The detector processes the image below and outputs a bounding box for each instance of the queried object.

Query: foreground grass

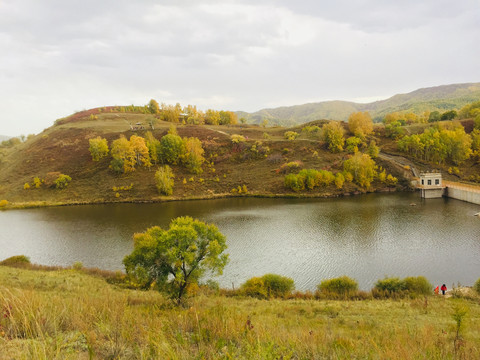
[1,266,479,359]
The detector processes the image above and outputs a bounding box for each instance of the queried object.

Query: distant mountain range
[237,82,480,125]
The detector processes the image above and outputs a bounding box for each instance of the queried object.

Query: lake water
[1,193,479,290]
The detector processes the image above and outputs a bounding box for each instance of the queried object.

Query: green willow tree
[123,216,229,304]
[159,133,185,164]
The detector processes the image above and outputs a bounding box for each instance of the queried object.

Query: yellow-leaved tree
[343,152,376,188]
[322,121,345,153]
[205,109,221,125]
[348,112,373,139]
[182,137,205,174]
[130,135,151,168]
[155,165,175,195]
[110,136,136,173]
[145,131,160,165]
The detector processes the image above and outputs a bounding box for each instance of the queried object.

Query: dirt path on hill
[378,152,419,177]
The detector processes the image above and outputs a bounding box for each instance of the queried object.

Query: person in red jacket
[441,284,447,295]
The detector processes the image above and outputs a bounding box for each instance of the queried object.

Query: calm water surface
[1,193,479,290]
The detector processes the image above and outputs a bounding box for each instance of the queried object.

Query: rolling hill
[238,82,480,125]
[1,82,480,207]
[0,110,410,206]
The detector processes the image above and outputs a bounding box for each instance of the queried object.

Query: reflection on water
[1,193,479,290]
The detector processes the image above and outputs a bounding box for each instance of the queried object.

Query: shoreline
[0,187,403,210]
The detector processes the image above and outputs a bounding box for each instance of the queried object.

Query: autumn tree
[367,140,379,158]
[123,216,229,304]
[148,99,160,114]
[110,135,136,173]
[384,112,406,125]
[155,165,174,195]
[130,135,151,167]
[145,131,160,165]
[471,129,480,159]
[205,109,221,125]
[345,136,363,153]
[334,172,345,189]
[322,121,345,153]
[475,115,480,130]
[184,105,205,125]
[161,103,181,123]
[442,126,472,164]
[219,110,238,125]
[348,111,373,139]
[182,137,205,174]
[459,101,480,119]
[343,152,376,188]
[89,137,109,161]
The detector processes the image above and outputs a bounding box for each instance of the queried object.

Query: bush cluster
[241,274,295,299]
[0,255,31,267]
[277,161,303,174]
[284,131,299,141]
[317,276,358,297]
[284,169,335,191]
[474,278,480,295]
[237,275,442,301]
[373,276,432,297]
[55,174,72,189]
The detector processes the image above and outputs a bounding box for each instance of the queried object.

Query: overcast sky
[1,0,479,136]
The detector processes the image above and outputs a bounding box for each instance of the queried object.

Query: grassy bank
[0,186,402,211]
[1,266,479,359]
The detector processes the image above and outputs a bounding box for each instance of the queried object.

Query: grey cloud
[0,0,479,136]
[248,0,480,32]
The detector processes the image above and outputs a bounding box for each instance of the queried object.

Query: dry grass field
[1,265,479,359]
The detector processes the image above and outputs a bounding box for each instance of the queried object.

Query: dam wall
[444,183,480,205]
